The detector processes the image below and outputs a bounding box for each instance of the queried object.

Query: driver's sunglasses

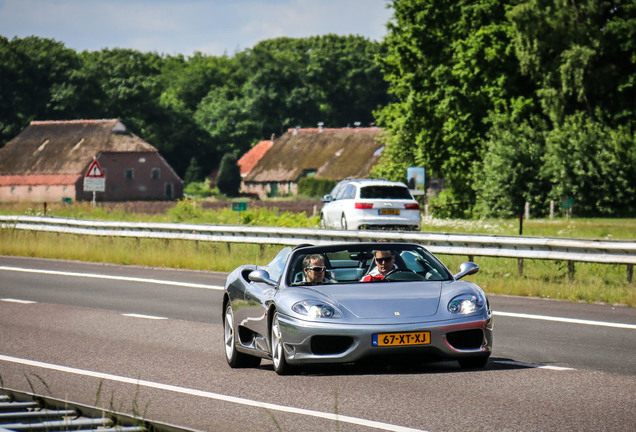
[305,266,326,272]
[375,256,394,264]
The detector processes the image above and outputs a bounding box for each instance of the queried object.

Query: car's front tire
[271,311,293,375]
[320,214,326,229]
[224,304,261,368]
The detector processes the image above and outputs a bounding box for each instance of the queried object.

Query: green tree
[0,36,82,146]
[379,0,636,217]
[216,153,242,196]
[542,114,636,216]
[474,114,549,218]
[375,0,526,205]
[507,0,636,126]
[183,157,203,184]
[194,35,389,158]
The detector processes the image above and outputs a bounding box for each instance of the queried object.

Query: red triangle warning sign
[85,158,105,178]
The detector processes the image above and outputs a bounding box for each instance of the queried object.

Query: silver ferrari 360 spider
[222,242,493,374]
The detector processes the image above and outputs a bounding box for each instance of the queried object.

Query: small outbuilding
[0,119,183,202]
[242,127,385,198]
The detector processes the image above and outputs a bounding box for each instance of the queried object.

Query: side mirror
[321,194,334,203]
[453,262,479,280]
[248,269,278,287]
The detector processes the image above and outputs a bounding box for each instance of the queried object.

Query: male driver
[302,254,328,284]
[361,250,397,282]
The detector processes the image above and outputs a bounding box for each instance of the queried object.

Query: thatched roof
[0,119,157,175]
[244,127,385,183]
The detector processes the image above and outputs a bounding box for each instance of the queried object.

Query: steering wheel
[383,268,399,278]
[384,268,422,281]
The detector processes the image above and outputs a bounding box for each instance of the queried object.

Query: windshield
[286,244,452,286]
[360,185,413,199]
[267,246,292,282]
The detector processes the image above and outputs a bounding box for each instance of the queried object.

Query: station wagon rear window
[360,186,412,199]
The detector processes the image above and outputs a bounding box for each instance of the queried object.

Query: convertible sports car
[222,242,493,375]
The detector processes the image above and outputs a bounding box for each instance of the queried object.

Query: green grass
[1,201,635,306]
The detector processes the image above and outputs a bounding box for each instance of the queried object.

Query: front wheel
[271,311,293,375]
[224,304,261,368]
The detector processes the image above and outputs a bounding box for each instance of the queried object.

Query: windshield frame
[284,243,453,286]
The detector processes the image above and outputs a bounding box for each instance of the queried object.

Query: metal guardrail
[0,388,201,432]
[2,215,636,267]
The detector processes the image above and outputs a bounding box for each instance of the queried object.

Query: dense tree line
[376,0,636,217]
[0,34,389,179]
[2,0,635,218]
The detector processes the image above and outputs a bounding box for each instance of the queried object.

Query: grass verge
[1,201,635,306]
[1,228,634,307]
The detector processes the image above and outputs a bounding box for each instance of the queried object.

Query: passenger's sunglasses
[375,257,394,264]
[305,266,326,272]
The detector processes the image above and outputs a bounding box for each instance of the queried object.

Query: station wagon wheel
[341,214,348,230]
[271,311,292,375]
[224,304,261,368]
[320,214,326,229]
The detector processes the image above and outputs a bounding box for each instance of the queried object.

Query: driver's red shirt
[361,274,385,282]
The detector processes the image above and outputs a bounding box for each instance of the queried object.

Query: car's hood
[319,282,442,319]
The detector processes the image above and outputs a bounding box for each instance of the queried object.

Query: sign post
[561,198,574,220]
[232,201,247,224]
[83,157,106,206]
[406,167,425,196]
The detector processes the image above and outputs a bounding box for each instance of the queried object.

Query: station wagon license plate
[372,331,430,346]
[379,209,400,215]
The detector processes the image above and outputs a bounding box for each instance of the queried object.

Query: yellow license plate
[379,209,400,215]
[373,331,430,346]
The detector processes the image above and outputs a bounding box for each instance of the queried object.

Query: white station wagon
[320,179,421,231]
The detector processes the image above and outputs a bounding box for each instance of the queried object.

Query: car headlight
[448,294,485,314]
[292,300,342,319]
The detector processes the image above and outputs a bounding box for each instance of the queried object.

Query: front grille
[310,336,354,355]
[446,329,484,350]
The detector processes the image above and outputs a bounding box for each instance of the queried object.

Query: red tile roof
[0,175,81,186]
[238,140,274,176]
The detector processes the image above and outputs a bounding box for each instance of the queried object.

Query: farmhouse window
[125,169,134,179]
[152,168,160,179]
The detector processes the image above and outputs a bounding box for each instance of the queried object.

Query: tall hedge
[297,177,336,198]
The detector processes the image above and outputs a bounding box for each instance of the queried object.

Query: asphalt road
[1,255,635,432]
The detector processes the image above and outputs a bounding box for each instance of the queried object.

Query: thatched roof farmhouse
[0,119,183,202]
[243,126,385,198]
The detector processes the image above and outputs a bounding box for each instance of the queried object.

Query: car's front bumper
[276,312,493,365]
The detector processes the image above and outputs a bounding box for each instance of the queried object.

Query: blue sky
[0,0,393,56]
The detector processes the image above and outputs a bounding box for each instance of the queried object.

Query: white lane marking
[494,360,575,371]
[4,265,634,330]
[493,311,636,330]
[0,355,428,432]
[0,266,223,291]
[122,313,168,320]
[1,298,37,304]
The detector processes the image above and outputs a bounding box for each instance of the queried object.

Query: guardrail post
[568,261,575,282]
[628,265,633,284]
[517,258,524,277]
